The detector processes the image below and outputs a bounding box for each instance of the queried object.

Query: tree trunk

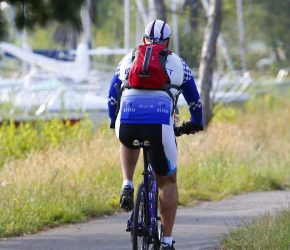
[199,0,222,128]
[282,41,290,60]
[183,0,202,30]
[155,0,167,21]
[53,24,80,49]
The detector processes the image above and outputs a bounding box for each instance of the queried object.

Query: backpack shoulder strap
[163,84,182,115]
[131,48,137,62]
[125,48,137,81]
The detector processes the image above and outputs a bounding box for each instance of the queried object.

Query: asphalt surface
[0,191,289,250]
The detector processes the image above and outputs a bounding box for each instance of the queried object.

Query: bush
[0,118,93,168]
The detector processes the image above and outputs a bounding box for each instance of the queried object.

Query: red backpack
[128,43,171,89]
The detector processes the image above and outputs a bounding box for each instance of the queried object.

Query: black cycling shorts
[117,123,177,176]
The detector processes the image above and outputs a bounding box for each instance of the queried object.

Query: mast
[148,0,156,21]
[171,0,179,54]
[236,0,247,72]
[135,0,148,25]
[80,0,92,48]
[124,0,130,49]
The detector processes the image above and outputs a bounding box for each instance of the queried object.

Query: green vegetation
[0,123,121,237]
[177,91,290,203]
[2,0,84,32]
[222,210,290,250]
[218,91,290,250]
[1,1,290,69]
[0,118,93,168]
[0,90,289,238]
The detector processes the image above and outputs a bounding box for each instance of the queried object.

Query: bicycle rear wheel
[132,183,149,250]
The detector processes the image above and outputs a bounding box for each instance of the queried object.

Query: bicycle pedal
[126,228,131,232]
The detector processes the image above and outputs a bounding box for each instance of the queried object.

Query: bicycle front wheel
[132,183,149,250]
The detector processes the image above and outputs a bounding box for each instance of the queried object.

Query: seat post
[143,147,149,173]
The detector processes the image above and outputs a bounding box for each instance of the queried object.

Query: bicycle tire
[132,183,149,250]
[151,187,161,250]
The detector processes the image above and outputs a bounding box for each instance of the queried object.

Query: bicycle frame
[126,144,160,247]
[143,147,159,236]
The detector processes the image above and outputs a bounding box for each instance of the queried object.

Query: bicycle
[125,139,161,250]
[125,121,198,250]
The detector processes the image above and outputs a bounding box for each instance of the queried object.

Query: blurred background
[0,2,290,243]
[0,0,289,124]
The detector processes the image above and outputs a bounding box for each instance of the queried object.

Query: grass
[216,90,290,250]
[0,118,93,168]
[221,210,290,250]
[0,90,289,238]
[0,126,122,237]
[177,91,290,203]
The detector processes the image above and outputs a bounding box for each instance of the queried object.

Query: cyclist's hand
[174,125,183,137]
[183,121,203,134]
[174,121,203,136]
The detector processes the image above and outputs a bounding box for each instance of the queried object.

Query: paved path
[0,191,289,250]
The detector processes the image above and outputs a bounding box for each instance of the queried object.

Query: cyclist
[108,19,203,250]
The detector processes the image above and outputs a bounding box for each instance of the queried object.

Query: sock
[162,236,173,246]
[122,180,134,189]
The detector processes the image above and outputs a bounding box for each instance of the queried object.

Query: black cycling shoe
[160,243,175,250]
[120,185,134,212]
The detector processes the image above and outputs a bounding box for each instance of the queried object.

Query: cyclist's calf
[155,173,178,237]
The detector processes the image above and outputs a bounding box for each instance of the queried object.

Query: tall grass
[0,126,122,237]
[177,108,290,203]
[0,118,93,168]
[219,91,290,250]
[0,91,289,237]
[222,210,290,250]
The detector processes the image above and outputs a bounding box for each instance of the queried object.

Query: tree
[155,0,167,21]
[183,0,202,30]
[0,9,8,39]
[52,24,80,49]
[254,0,290,62]
[199,0,222,127]
[0,0,85,40]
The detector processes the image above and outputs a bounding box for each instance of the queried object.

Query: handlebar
[174,121,203,137]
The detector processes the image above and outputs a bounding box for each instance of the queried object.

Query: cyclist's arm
[180,61,203,130]
[108,53,133,128]
[108,68,122,128]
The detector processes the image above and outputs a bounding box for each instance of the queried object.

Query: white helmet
[144,20,171,43]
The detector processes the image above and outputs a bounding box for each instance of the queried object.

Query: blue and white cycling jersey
[119,89,172,125]
[108,51,203,127]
